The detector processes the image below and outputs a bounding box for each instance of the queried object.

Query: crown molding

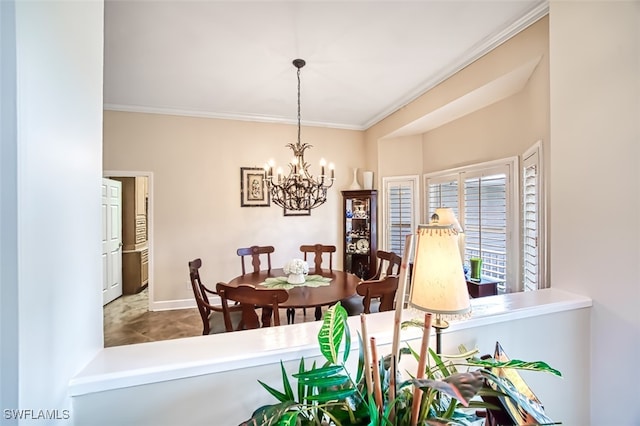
[103,104,365,131]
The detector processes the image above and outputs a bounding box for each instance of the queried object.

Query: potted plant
[240,303,561,426]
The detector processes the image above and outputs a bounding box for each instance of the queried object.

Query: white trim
[150,294,221,311]
[103,104,363,131]
[424,156,519,179]
[103,170,155,312]
[150,298,196,311]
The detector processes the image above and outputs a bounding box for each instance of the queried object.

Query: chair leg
[286,308,295,324]
[262,307,273,327]
[314,306,322,321]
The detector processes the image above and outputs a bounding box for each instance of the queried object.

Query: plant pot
[287,273,306,284]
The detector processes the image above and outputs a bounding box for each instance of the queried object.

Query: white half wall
[70,290,591,426]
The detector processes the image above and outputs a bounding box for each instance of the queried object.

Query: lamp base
[433,315,450,354]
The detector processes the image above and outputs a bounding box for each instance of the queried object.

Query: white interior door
[102,178,123,305]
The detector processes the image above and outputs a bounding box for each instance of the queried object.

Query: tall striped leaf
[317,302,348,365]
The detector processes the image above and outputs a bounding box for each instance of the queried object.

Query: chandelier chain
[297,66,301,146]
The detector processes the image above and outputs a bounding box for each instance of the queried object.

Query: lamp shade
[433,207,462,232]
[409,224,470,315]
[434,207,465,263]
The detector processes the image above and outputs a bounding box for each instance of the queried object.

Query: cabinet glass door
[343,190,377,279]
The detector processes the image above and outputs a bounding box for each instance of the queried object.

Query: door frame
[103,170,154,312]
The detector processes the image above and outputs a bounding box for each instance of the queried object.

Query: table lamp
[408,223,470,353]
[433,207,465,264]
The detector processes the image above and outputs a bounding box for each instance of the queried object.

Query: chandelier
[264,59,335,211]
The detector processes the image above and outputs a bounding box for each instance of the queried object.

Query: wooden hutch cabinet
[342,190,377,279]
[112,176,149,294]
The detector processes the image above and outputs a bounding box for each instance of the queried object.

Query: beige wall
[369,16,549,182]
[421,16,549,173]
[103,111,364,302]
[377,135,424,177]
[549,1,639,423]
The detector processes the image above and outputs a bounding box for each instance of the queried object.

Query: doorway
[103,171,154,316]
[102,178,123,305]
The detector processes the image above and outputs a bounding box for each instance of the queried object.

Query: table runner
[261,275,331,290]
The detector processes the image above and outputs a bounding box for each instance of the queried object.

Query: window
[426,175,458,221]
[425,158,519,292]
[522,141,545,290]
[382,176,419,258]
[463,169,508,284]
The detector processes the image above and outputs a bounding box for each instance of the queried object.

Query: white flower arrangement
[283,258,309,275]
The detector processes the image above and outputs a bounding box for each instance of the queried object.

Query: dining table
[227,268,361,323]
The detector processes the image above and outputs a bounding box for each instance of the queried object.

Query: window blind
[427,180,459,220]
[523,160,539,291]
[385,180,415,257]
[464,173,507,283]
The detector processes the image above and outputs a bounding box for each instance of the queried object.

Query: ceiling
[103,0,548,131]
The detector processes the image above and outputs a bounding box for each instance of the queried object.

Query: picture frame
[283,206,311,216]
[240,167,270,207]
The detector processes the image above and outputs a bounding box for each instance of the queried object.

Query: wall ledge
[69,288,591,397]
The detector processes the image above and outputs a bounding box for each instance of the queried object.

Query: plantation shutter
[463,169,507,283]
[427,176,459,221]
[522,149,540,291]
[384,178,417,257]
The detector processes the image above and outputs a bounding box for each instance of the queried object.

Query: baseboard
[149,295,221,311]
[149,298,194,311]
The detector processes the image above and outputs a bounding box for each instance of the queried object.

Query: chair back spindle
[237,245,275,274]
[300,244,336,274]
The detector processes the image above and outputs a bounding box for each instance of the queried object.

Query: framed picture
[240,167,270,207]
[283,206,311,216]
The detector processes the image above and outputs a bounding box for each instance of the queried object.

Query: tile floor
[103,288,202,347]
[103,288,317,347]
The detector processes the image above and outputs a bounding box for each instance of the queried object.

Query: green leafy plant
[240,303,561,426]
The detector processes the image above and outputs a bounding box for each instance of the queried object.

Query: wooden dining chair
[216,283,289,331]
[188,258,242,334]
[236,245,275,274]
[299,244,336,274]
[342,274,400,316]
[340,250,402,316]
[368,250,402,280]
[288,244,337,323]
